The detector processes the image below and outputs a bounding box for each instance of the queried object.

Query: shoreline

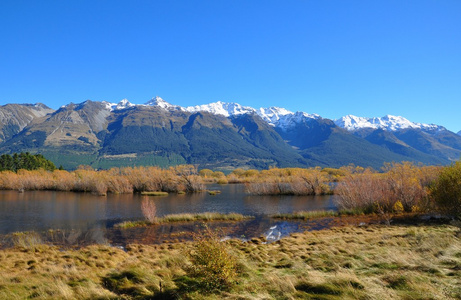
[1,212,454,250]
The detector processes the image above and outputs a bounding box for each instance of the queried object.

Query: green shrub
[187,225,238,292]
[430,161,461,218]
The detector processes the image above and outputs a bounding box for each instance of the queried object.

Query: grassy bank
[0,223,459,299]
[272,210,338,220]
[115,212,253,228]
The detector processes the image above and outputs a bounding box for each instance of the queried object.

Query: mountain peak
[185,101,256,117]
[256,107,320,129]
[102,99,135,111]
[335,114,444,132]
[145,96,180,110]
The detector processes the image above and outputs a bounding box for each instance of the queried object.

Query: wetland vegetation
[0,160,460,299]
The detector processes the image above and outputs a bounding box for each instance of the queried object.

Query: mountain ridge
[102,97,452,134]
[0,97,459,170]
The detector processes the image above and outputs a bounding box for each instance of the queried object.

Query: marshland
[0,161,460,299]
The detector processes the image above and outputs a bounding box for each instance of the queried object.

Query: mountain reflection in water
[0,184,337,247]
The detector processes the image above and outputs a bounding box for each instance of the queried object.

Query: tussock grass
[115,212,254,228]
[0,224,459,299]
[159,212,250,222]
[140,191,169,196]
[272,210,338,220]
[10,231,44,250]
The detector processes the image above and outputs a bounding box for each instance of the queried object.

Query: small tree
[430,161,461,219]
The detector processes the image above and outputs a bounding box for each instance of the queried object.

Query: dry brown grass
[0,223,459,299]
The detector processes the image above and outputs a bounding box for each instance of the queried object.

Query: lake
[0,184,338,247]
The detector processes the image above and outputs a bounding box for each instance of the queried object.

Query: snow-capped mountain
[2,96,461,170]
[103,99,136,111]
[184,101,255,117]
[184,101,320,129]
[334,115,444,132]
[458,130,461,136]
[101,96,447,134]
[100,96,447,135]
[145,96,182,110]
[102,96,180,111]
[102,96,321,130]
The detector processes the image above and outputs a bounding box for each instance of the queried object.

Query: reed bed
[243,167,332,196]
[0,165,205,195]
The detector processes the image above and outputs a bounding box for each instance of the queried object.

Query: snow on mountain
[145,96,182,110]
[99,96,445,133]
[257,107,320,129]
[100,97,318,129]
[335,115,444,132]
[102,99,136,111]
[102,96,181,111]
[184,101,319,129]
[184,101,256,117]
[458,130,461,136]
[257,107,292,125]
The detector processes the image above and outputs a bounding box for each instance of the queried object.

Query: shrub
[199,169,213,178]
[141,198,157,223]
[188,225,238,292]
[244,167,331,196]
[336,162,437,215]
[335,170,389,213]
[217,178,228,184]
[383,162,430,212]
[430,161,461,218]
[174,165,205,192]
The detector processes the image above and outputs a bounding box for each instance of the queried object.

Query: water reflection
[0,185,338,246]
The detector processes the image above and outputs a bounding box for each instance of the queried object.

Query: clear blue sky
[1,0,460,132]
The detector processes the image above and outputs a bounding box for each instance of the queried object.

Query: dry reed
[0,165,205,195]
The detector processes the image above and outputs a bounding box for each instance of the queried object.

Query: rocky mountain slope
[0,97,459,170]
[0,103,54,144]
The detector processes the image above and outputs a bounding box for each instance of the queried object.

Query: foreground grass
[0,224,459,299]
[115,212,253,228]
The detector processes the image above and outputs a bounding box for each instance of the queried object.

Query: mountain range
[0,97,460,171]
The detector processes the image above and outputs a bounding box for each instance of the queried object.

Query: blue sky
[1,0,460,132]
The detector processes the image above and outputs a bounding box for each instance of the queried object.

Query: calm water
[0,184,337,246]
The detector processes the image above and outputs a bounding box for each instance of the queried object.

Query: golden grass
[272,210,338,220]
[0,223,459,299]
[159,212,251,222]
[140,191,169,196]
[115,212,254,228]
